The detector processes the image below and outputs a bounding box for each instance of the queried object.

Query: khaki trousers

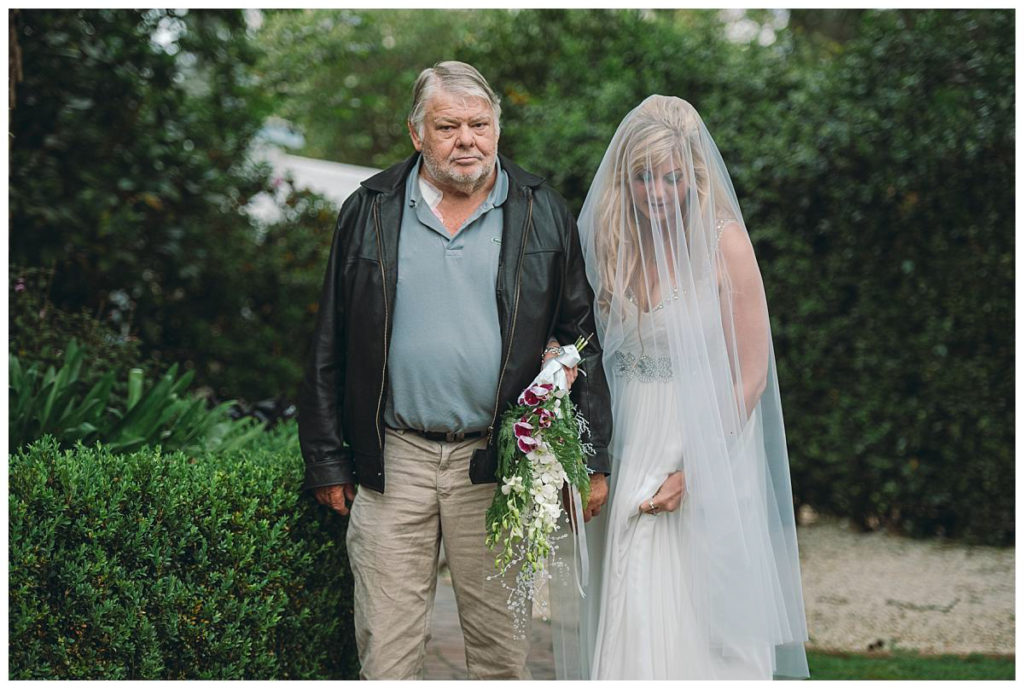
[346,428,531,680]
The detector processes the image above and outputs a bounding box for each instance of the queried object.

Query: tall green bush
[742,10,1014,543]
[10,266,150,407]
[9,428,358,679]
[9,10,338,402]
[10,266,143,370]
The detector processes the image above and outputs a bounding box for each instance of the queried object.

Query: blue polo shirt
[384,157,509,433]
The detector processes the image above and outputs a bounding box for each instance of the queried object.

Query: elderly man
[297,61,611,680]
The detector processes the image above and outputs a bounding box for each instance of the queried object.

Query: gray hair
[408,61,502,139]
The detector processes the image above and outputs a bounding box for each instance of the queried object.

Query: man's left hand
[583,473,608,522]
[562,473,609,530]
[542,340,579,387]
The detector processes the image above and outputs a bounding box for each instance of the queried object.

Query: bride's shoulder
[715,218,759,269]
[714,217,743,244]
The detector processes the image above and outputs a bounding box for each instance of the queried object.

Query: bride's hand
[639,471,686,515]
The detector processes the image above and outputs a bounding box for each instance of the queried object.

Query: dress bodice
[609,288,680,384]
[606,218,730,386]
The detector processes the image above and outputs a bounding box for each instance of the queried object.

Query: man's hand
[638,471,686,515]
[542,339,579,387]
[583,473,608,522]
[562,473,608,531]
[314,483,357,516]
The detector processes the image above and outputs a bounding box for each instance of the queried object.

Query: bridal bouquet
[485,335,594,582]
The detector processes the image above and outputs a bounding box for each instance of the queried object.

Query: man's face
[409,89,498,194]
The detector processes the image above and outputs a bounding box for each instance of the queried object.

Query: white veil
[571,95,808,679]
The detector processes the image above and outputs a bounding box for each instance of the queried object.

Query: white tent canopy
[247,144,380,224]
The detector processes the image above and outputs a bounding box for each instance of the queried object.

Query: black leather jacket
[297,153,612,493]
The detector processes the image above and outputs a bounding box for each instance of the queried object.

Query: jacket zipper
[487,191,534,441]
[373,195,388,451]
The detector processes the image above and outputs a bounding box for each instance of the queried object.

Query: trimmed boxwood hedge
[9,424,358,679]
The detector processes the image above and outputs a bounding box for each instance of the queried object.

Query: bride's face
[630,158,687,223]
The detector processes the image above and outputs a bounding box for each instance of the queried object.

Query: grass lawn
[807,650,1015,680]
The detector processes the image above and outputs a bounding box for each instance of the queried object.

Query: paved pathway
[423,517,1014,679]
[422,576,473,680]
[423,568,555,680]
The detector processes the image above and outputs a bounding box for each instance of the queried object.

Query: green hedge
[9,425,358,679]
[743,10,1014,543]
[9,10,340,403]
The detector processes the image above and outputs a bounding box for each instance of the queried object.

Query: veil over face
[566,95,808,679]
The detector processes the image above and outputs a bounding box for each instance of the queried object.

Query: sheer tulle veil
[557,95,808,679]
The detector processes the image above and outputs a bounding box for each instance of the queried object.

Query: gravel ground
[432,513,1014,676]
[797,515,1014,655]
[426,517,1014,678]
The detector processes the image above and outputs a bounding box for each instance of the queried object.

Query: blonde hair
[594,96,729,313]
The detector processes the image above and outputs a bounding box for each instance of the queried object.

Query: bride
[559,95,809,680]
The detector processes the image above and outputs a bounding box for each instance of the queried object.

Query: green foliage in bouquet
[9,428,359,679]
[486,387,592,575]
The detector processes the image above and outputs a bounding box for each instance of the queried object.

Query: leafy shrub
[9,428,358,679]
[742,10,1014,544]
[10,266,150,406]
[9,10,339,402]
[9,340,264,454]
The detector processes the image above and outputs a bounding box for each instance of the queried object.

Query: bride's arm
[718,222,771,419]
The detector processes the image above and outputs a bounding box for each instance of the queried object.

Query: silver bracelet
[542,345,563,361]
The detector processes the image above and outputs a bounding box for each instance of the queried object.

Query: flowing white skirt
[587,378,773,680]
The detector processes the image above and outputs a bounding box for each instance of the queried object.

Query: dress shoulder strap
[714,217,728,251]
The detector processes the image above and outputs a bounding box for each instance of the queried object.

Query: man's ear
[408,121,423,152]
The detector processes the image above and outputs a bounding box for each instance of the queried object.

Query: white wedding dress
[557,95,808,681]
[586,294,773,680]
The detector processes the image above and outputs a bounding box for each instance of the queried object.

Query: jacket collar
[361,152,545,194]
